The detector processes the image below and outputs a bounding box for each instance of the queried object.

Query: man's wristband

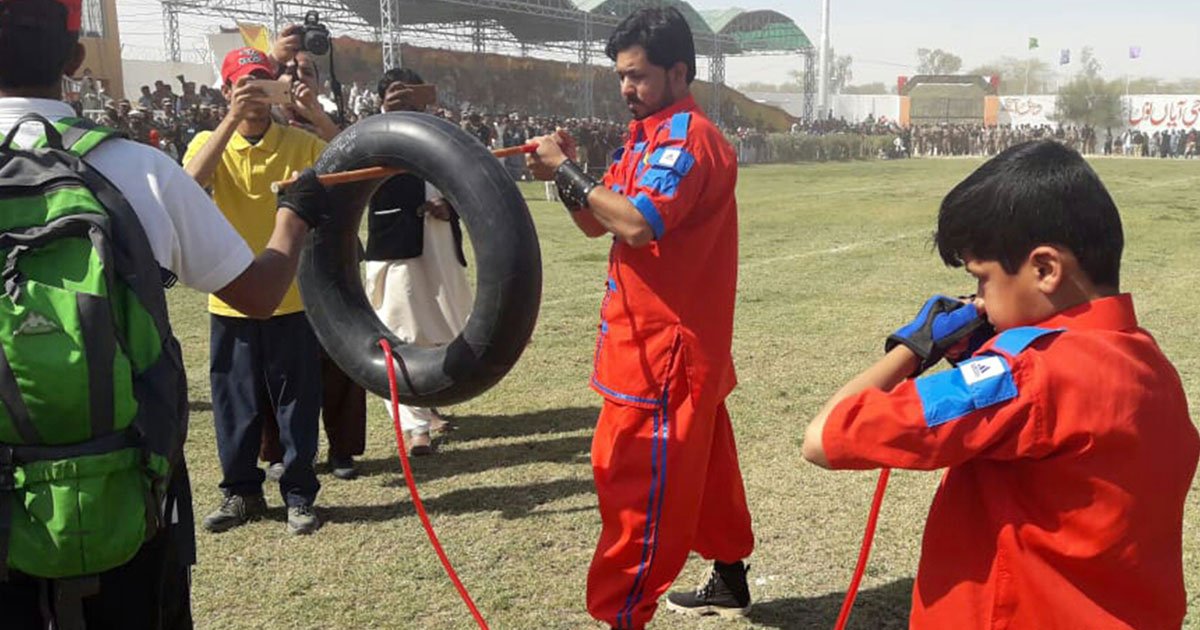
[554,159,599,212]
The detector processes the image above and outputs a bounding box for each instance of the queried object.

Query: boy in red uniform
[802,140,1199,628]
[527,7,754,629]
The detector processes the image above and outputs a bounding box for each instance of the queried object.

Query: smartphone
[245,79,292,105]
[387,83,437,108]
[406,84,437,108]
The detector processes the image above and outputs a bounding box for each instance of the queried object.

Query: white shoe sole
[664,600,750,619]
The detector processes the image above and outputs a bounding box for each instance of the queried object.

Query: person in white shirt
[0,1,331,626]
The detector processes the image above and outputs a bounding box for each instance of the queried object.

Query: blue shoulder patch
[669,112,691,141]
[915,354,1019,427]
[611,146,626,163]
[992,327,1065,356]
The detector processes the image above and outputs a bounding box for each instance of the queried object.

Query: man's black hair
[377,67,424,99]
[0,0,79,90]
[605,7,696,84]
[935,140,1124,287]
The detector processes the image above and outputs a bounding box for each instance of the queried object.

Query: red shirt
[590,95,738,410]
[824,295,1198,629]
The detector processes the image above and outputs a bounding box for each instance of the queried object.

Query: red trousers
[587,372,754,629]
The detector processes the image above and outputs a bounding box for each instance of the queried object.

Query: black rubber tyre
[299,112,542,406]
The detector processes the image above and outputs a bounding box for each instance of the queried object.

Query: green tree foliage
[917,48,963,75]
[968,57,1053,94]
[1054,76,1123,127]
[841,82,892,95]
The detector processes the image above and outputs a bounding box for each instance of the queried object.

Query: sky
[116,0,1200,88]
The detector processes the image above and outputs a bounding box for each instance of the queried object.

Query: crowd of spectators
[66,76,630,177]
[65,78,1200,167]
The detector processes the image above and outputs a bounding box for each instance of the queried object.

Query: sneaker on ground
[329,455,357,480]
[664,560,751,618]
[265,461,285,482]
[287,504,321,535]
[202,494,267,533]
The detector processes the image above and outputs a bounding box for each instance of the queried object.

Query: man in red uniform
[802,140,1199,628]
[527,7,754,629]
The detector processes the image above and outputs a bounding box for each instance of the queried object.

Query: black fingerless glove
[278,168,332,228]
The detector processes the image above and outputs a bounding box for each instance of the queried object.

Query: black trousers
[0,525,193,630]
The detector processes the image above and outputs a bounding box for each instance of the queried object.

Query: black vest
[365,174,465,265]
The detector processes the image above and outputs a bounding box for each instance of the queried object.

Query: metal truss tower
[164,2,181,62]
[380,0,401,69]
[709,36,725,126]
[803,48,817,123]
[578,13,594,119]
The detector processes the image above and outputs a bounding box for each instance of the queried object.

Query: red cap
[0,0,82,32]
[220,47,276,85]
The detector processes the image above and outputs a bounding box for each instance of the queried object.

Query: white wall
[121,60,216,99]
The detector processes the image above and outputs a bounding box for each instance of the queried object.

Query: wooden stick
[271,143,539,193]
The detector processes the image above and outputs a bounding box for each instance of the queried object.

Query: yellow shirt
[184,123,326,317]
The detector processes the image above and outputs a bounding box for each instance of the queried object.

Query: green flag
[1028,37,1039,50]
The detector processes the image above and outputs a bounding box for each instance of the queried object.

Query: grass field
[173,157,1200,629]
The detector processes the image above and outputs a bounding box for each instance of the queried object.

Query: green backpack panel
[0,114,187,579]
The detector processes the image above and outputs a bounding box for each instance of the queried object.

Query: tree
[831,52,853,93]
[917,48,963,75]
[1054,76,1123,128]
[1078,46,1102,80]
[969,57,1053,94]
[841,82,891,95]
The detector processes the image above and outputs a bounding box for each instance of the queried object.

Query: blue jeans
[209,313,321,508]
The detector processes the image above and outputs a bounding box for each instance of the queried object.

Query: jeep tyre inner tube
[299,112,542,406]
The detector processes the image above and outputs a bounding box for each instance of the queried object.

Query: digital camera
[301,11,331,56]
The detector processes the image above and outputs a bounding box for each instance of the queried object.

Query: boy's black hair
[605,7,696,84]
[935,140,1123,287]
[0,0,79,90]
[377,67,424,99]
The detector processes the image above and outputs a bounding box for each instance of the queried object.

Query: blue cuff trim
[916,355,1019,427]
[992,327,1065,356]
[591,375,662,406]
[630,193,665,240]
[669,112,691,141]
[612,183,624,194]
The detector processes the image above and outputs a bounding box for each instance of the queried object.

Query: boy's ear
[1028,245,1065,294]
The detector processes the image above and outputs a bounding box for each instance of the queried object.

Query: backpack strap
[1,113,65,152]
[31,117,125,158]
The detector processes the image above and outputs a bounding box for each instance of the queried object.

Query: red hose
[834,468,891,630]
[379,339,490,630]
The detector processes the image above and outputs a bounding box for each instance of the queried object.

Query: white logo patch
[960,356,1006,386]
[14,312,61,336]
[658,148,682,168]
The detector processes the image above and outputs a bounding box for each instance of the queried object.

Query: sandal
[408,431,434,456]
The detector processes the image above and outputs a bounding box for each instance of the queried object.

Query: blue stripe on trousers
[616,386,671,628]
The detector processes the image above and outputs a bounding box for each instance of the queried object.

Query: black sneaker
[202,494,267,533]
[664,560,751,618]
[329,455,357,480]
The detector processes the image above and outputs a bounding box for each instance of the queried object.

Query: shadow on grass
[322,477,595,522]
[356,406,599,482]
[438,405,599,442]
[749,577,913,629]
[189,400,212,413]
